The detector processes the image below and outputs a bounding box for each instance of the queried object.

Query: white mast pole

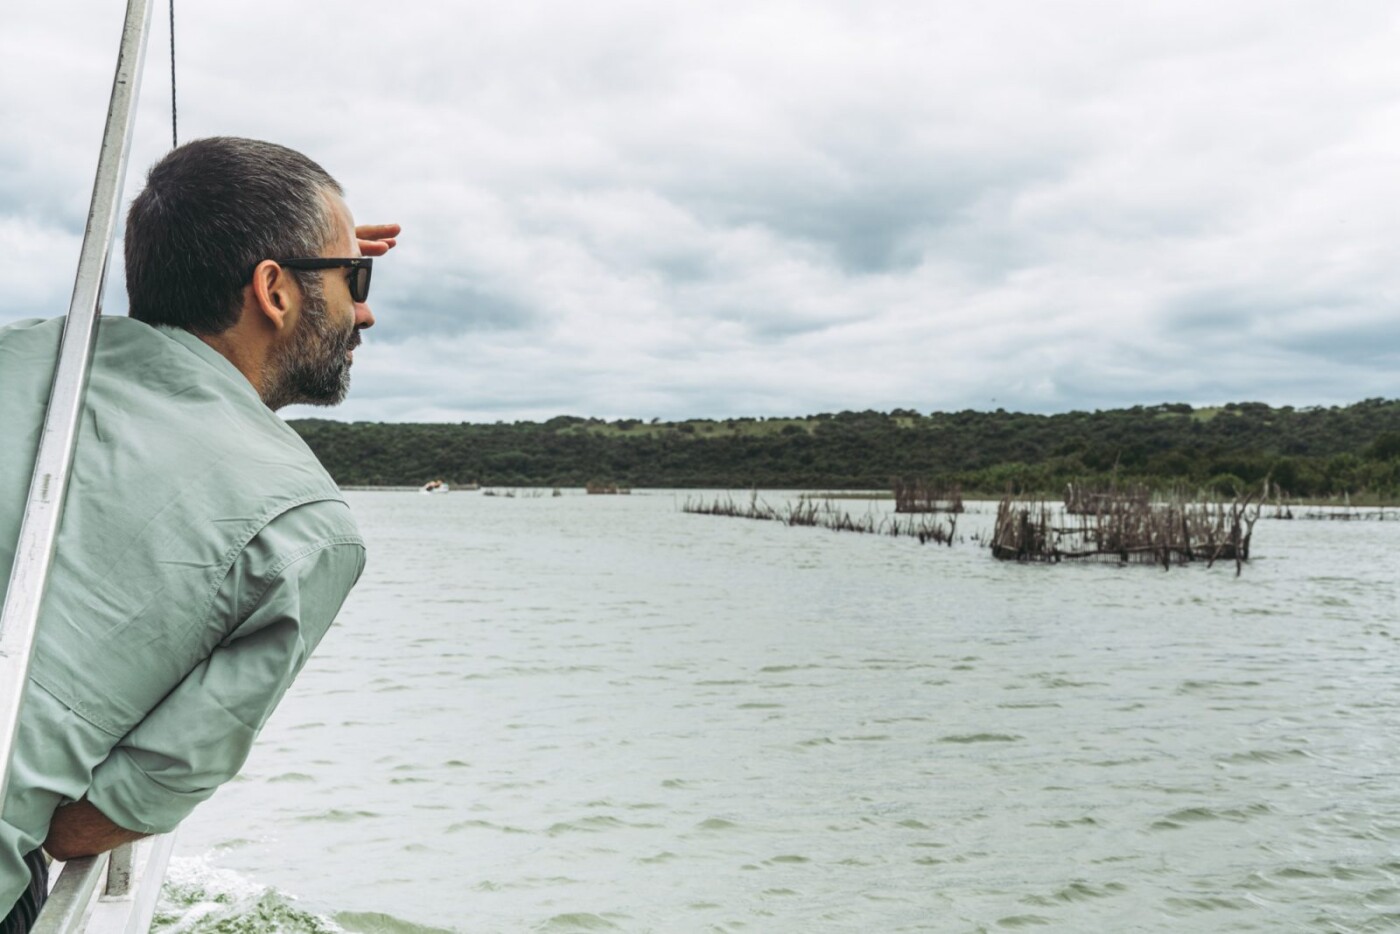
[0,0,154,807]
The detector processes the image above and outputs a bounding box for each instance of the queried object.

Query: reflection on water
[164,492,1400,932]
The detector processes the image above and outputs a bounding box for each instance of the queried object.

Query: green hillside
[291,399,1400,499]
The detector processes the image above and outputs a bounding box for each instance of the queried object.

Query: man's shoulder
[0,316,66,358]
[0,315,63,334]
[0,314,156,344]
[260,497,365,553]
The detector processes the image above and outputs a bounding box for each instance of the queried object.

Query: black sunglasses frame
[274,257,373,303]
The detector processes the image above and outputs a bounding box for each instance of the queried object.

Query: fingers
[355,223,402,256]
[357,237,397,256]
[355,223,402,240]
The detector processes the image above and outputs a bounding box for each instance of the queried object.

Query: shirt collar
[156,325,264,405]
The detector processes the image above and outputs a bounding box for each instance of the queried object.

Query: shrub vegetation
[291,398,1400,500]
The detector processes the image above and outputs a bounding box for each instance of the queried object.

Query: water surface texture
[158,492,1400,932]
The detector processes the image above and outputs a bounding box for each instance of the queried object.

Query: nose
[354,301,375,331]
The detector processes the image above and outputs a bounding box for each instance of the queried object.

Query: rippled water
[155,492,1400,932]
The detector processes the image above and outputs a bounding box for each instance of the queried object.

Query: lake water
[153,491,1400,933]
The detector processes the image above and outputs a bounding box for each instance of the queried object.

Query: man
[0,137,397,930]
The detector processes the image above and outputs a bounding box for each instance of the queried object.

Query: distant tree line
[291,399,1400,500]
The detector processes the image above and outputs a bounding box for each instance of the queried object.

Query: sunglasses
[275,257,373,303]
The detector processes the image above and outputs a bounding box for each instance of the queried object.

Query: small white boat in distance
[421,480,450,494]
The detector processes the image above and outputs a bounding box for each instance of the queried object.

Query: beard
[263,282,359,410]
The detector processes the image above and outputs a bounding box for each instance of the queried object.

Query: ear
[249,259,301,331]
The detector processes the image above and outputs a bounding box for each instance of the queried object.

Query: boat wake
[153,857,451,934]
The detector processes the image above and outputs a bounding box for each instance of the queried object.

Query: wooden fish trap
[1298,507,1395,521]
[891,478,965,513]
[684,494,958,545]
[992,495,1260,575]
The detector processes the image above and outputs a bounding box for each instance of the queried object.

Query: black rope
[169,0,178,148]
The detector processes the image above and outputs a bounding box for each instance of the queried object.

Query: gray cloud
[5,0,1398,421]
[376,276,540,343]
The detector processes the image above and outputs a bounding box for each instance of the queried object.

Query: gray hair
[124,137,343,334]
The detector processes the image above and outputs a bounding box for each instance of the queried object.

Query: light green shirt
[0,317,365,915]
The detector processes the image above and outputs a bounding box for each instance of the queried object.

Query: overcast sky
[2,1,1396,422]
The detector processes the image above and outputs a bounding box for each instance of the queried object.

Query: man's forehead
[323,191,356,254]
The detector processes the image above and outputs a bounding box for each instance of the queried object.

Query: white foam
[153,855,345,934]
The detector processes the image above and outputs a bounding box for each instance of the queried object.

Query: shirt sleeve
[84,501,365,834]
